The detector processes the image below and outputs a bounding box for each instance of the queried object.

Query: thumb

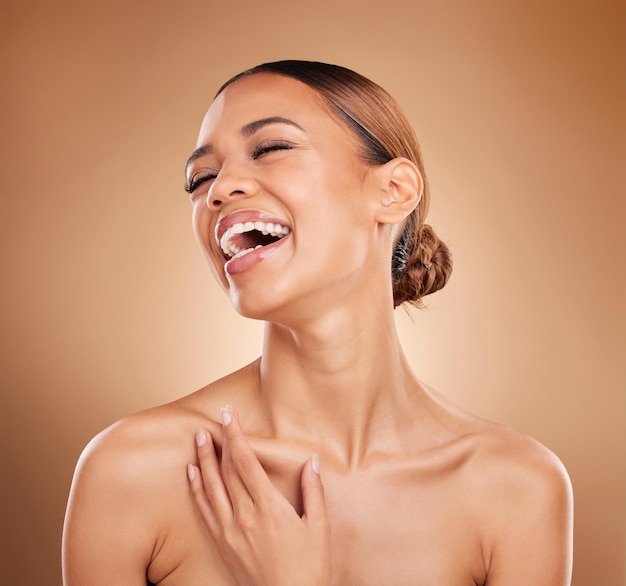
[301,455,328,525]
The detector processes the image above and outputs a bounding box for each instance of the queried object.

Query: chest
[154,469,486,585]
[324,472,485,585]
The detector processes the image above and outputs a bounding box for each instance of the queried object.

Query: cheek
[295,185,372,279]
[303,170,370,233]
[191,203,210,250]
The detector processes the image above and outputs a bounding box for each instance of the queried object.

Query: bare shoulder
[461,411,558,466]
[63,365,256,584]
[423,385,575,585]
[75,404,204,491]
[458,417,574,584]
[423,383,572,500]
[468,420,572,508]
[78,359,257,464]
[72,361,255,491]
[66,391,215,536]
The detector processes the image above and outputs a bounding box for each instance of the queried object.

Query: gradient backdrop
[2,0,624,584]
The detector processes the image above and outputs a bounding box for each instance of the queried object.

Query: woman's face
[186,73,386,322]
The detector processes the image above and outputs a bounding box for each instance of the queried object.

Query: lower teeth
[230,244,263,260]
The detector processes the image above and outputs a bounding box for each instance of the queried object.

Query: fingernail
[312,454,320,475]
[196,429,207,447]
[220,405,233,427]
[187,464,196,482]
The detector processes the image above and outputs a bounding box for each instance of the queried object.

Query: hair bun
[393,224,453,307]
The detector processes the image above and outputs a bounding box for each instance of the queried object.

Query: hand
[187,406,331,586]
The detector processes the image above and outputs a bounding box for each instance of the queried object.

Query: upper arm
[62,429,159,586]
[482,440,574,586]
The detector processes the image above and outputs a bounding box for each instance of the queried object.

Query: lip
[214,209,292,249]
[224,236,289,275]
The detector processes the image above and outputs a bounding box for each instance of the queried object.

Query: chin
[228,288,282,322]
[228,284,318,328]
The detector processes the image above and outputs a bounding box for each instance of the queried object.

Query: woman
[63,61,573,585]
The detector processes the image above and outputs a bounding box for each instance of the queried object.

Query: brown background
[1,0,624,584]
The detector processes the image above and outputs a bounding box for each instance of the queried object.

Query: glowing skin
[186,73,390,323]
[63,73,573,586]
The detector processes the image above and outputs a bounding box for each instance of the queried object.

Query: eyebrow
[185,116,305,170]
[241,116,304,137]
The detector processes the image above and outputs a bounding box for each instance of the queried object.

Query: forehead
[196,73,338,145]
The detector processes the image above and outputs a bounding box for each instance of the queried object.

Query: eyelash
[185,141,293,194]
[251,140,293,159]
[185,173,217,194]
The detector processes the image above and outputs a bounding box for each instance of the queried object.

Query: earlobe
[376,158,423,224]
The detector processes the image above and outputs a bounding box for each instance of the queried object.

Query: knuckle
[233,453,255,473]
[222,527,240,551]
[239,522,254,539]
[236,509,256,534]
[202,482,219,504]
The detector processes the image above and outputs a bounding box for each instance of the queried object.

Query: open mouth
[219,221,291,260]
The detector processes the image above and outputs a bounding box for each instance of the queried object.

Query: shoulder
[449,415,573,517]
[423,383,572,500]
[63,388,226,572]
[62,400,210,582]
[464,423,573,582]
[70,361,258,498]
[73,397,216,495]
[68,407,192,531]
[418,383,573,582]
[470,423,572,503]
[424,383,571,498]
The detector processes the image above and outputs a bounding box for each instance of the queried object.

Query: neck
[255,300,421,467]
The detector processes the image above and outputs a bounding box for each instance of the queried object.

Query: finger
[219,415,254,514]
[221,406,275,506]
[194,429,233,526]
[301,455,329,528]
[187,463,220,536]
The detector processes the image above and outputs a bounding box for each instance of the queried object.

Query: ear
[373,158,423,224]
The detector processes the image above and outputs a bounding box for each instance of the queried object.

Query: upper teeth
[219,221,290,259]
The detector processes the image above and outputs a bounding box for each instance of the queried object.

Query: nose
[207,162,259,209]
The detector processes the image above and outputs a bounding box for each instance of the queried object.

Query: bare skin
[63,73,573,585]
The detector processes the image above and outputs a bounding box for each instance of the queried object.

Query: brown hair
[217,60,452,307]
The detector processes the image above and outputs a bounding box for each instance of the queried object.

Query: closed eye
[252,140,293,160]
[185,172,218,194]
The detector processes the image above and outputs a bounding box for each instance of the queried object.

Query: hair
[217,60,453,308]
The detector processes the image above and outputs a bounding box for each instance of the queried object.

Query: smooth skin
[63,73,573,585]
[188,408,331,586]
